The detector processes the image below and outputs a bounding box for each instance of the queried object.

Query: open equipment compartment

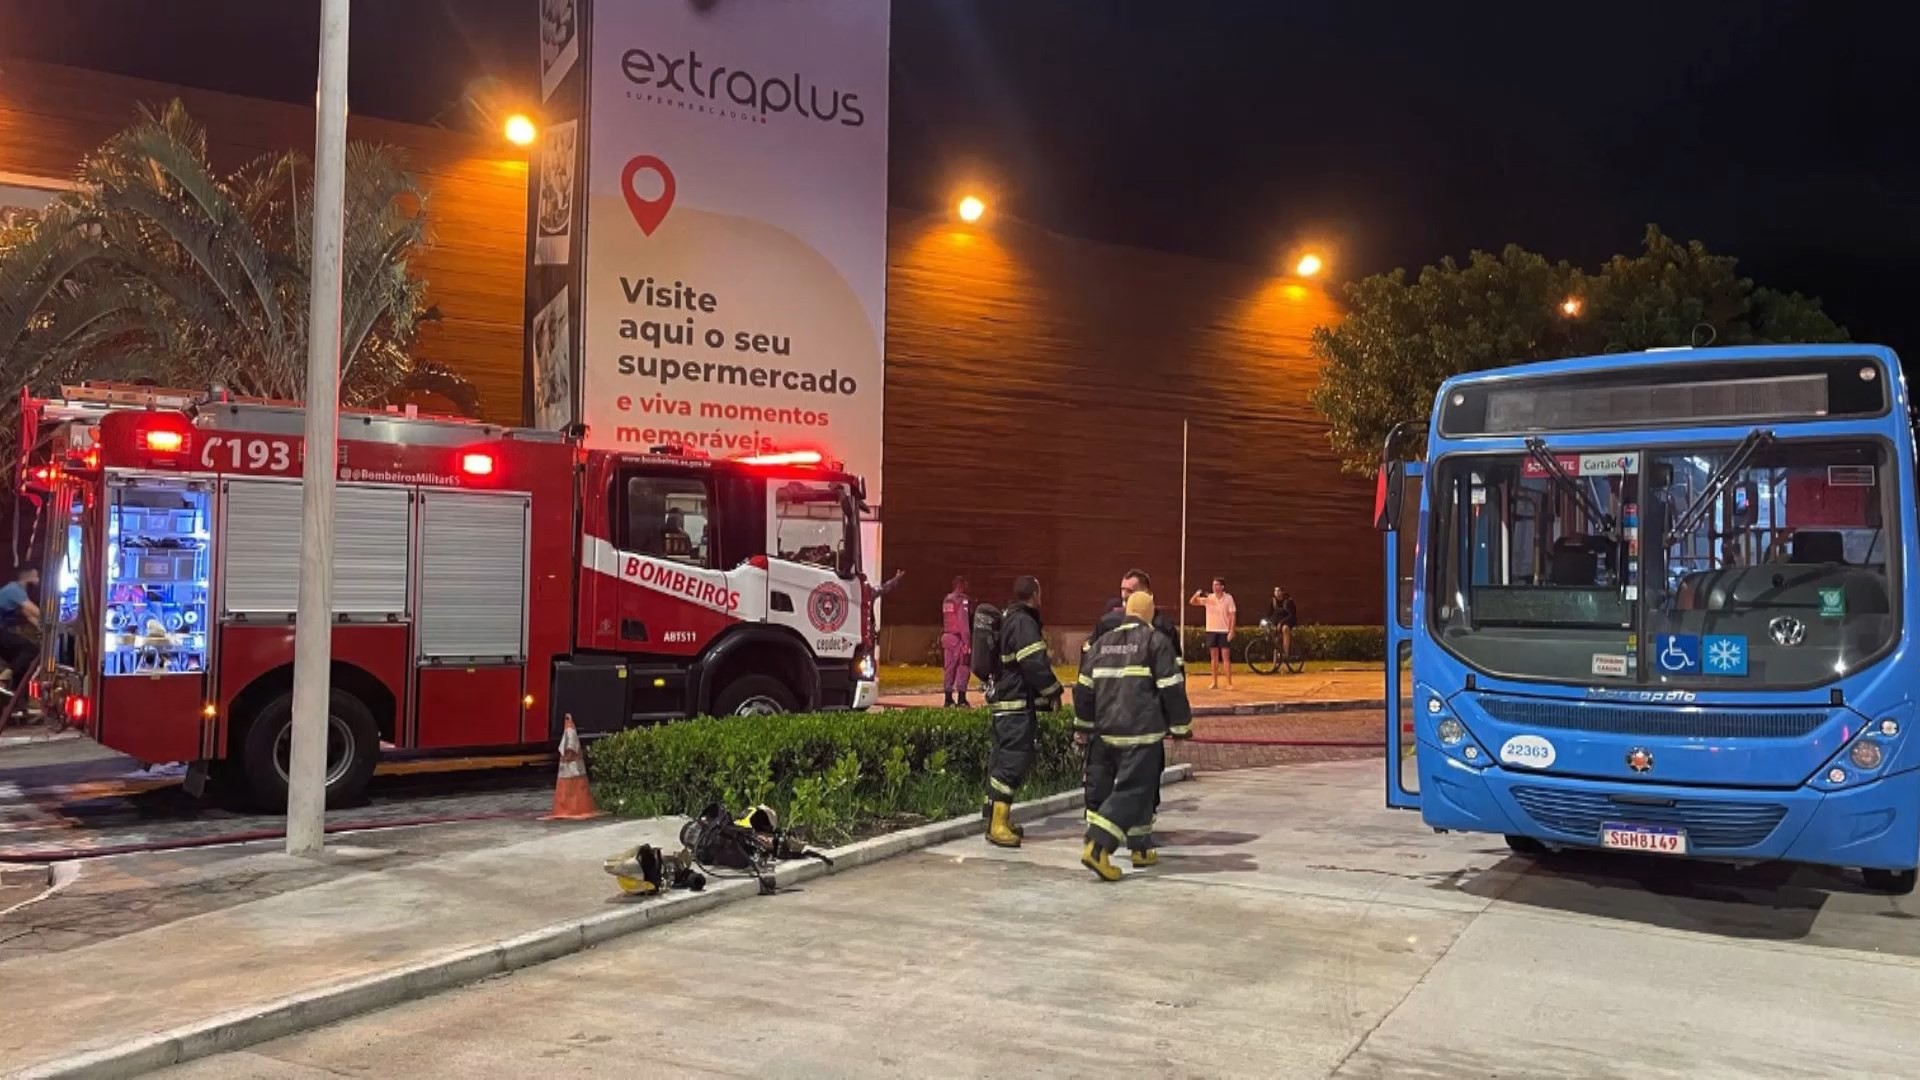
[103,475,210,676]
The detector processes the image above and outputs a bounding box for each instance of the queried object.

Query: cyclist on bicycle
[1266,586,1298,662]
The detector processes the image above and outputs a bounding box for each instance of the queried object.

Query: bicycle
[1244,619,1304,675]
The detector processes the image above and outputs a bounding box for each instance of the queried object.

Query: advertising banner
[527,0,891,503]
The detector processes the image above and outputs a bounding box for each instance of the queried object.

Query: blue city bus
[1379,344,1920,893]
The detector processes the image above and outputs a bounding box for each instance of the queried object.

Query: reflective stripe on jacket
[1073,619,1192,743]
[993,603,1059,705]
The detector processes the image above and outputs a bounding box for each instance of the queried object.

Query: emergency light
[737,450,823,467]
[144,429,186,453]
[460,452,496,476]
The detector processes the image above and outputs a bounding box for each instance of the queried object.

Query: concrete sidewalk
[170,760,1920,1080]
[0,771,1187,1079]
[0,817,686,1075]
[878,668,1398,715]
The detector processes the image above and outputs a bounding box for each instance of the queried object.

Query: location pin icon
[621,155,676,236]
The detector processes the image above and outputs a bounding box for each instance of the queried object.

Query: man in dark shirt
[1266,586,1299,660]
[1091,569,1180,657]
[0,567,43,704]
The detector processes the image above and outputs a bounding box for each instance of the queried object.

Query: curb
[0,729,80,748]
[1190,697,1383,717]
[14,764,1194,1080]
[874,698,1384,716]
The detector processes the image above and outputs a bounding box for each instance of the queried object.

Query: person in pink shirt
[940,575,973,707]
[1190,577,1237,690]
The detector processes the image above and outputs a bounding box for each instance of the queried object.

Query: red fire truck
[13,384,879,808]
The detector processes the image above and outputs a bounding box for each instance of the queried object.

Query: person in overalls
[941,576,973,707]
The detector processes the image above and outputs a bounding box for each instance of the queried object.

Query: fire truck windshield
[775,480,858,577]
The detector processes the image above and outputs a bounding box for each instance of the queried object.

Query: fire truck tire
[712,675,798,717]
[240,689,381,812]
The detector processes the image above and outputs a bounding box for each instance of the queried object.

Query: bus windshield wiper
[1524,438,1615,535]
[1668,428,1774,541]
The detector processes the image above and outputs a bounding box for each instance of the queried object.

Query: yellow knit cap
[1125,591,1155,622]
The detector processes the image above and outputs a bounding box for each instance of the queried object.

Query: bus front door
[1382,462,1422,810]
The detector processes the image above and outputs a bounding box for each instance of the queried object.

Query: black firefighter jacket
[994,603,1062,709]
[1091,606,1182,662]
[1072,619,1194,744]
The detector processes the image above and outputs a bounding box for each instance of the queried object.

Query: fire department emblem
[1626,748,1654,773]
[807,582,850,632]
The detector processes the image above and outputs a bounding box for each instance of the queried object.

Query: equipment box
[118,547,201,583]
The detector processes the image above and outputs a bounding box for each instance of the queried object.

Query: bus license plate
[1600,823,1687,855]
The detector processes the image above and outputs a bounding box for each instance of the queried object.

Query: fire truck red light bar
[737,450,822,467]
[143,430,185,453]
[460,452,496,476]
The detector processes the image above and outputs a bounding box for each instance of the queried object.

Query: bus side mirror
[1375,463,1405,533]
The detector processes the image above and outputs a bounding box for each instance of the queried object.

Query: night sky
[6,0,1917,353]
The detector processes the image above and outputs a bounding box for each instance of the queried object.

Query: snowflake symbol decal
[1707,638,1743,672]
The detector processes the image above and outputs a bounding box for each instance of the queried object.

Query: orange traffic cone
[543,714,603,821]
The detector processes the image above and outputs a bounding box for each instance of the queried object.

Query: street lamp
[1295,252,1324,278]
[956,195,986,223]
[505,114,537,147]
[1560,295,1584,318]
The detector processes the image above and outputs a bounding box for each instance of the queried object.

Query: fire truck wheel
[240,689,381,812]
[712,675,798,717]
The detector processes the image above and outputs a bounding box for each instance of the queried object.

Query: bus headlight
[1851,740,1885,770]
[1437,718,1466,746]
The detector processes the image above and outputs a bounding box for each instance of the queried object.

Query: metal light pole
[1178,419,1189,648]
[287,0,351,856]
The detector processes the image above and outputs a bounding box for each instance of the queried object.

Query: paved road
[0,735,551,860]
[172,759,1920,1078]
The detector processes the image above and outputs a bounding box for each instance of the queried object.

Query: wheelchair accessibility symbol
[1657,634,1700,674]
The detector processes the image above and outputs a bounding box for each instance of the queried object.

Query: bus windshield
[1430,438,1897,688]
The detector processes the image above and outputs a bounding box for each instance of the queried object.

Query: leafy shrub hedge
[1180,624,1384,663]
[588,707,1081,846]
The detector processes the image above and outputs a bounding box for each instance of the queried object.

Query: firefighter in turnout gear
[1074,590,1192,881]
[984,576,1061,847]
[1083,569,1181,843]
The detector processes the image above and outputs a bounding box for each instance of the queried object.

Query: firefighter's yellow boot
[986,801,1022,848]
[981,800,1023,838]
[1130,848,1159,867]
[1082,841,1122,882]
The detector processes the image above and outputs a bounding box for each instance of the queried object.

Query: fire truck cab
[14,384,878,809]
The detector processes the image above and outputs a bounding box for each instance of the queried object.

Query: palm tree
[0,100,477,463]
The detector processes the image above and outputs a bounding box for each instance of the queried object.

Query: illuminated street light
[505,114,537,146]
[1295,253,1324,278]
[956,195,987,223]
[1560,295,1584,318]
